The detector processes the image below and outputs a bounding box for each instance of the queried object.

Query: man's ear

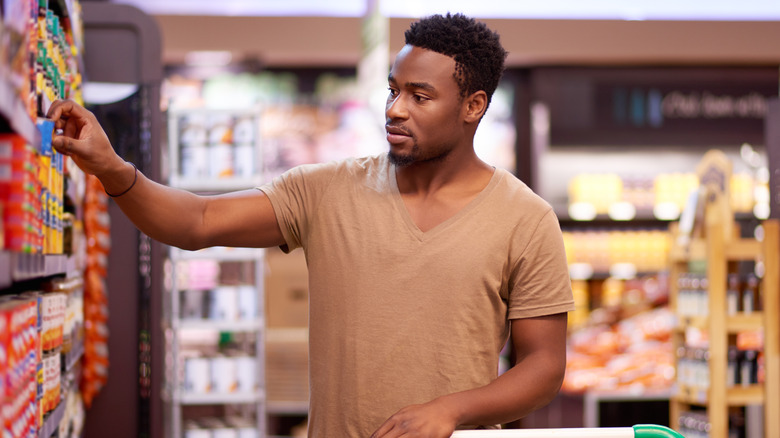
[464,91,488,123]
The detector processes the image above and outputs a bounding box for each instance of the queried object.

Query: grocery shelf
[51,0,81,21]
[725,313,765,332]
[673,316,707,331]
[165,106,267,437]
[168,176,266,193]
[725,385,765,405]
[177,319,263,332]
[674,385,708,405]
[0,80,40,147]
[0,0,84,147]
[179,391,264,406]
[171,246,264,261]
[38,398,66,438]
[0,252,11,288]
[668,240,707,262]
[0,252,69,287]
[668,151,779,438]
[50,0,86,77]
[567,262,658,281]
[558,212,671,226]
[723,238,763,260]
[669,237,764,263]
[266,401,309,415]
[64,340,85,372]
[675,384,765,407]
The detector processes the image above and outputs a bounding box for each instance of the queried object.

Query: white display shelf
[166,106,267,438]
[171,246,264,262]
[168,176,267,193]
[177,319,263,332]
[179,391,264,406]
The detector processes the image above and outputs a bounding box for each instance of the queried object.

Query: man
[49,13,573,438]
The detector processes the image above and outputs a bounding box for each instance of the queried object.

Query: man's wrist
[100,160,138,198]
[434,393,468,428]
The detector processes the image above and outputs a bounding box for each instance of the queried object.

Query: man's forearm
[106,167,211,250]
[439,350,565,428]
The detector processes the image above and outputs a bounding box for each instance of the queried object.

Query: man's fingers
[52,135,83,156]
[63,118,79,139]
[46,99,71,121]
[47,99,92,123]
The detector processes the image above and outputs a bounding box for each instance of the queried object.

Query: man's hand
[370,398,459,438]
[47,99,125,178]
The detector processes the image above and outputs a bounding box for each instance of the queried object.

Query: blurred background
[1,1,780,438]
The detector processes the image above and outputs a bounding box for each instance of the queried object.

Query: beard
[387,147,418,167]
[387,141,453,168]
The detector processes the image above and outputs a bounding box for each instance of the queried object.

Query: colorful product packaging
[40,292,66,352]
[0,297,39,438]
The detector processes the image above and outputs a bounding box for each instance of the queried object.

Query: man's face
[385,44,465,167]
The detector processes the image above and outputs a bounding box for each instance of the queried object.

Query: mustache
[385,124,413,136]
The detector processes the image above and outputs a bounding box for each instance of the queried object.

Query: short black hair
[404,13,508,108]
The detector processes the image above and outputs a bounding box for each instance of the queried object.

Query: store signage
[662,91,766,120]
[532,67,779,146]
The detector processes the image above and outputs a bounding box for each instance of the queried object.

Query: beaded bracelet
[105,162,138,198]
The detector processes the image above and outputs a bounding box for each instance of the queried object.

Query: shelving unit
[531,68,777,432]
[164,107,268,437]
[1,0,89,437]
[166,106,266,192]
[668,151,779,438]
[164,244,267,438]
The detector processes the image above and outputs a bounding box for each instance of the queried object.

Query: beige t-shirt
[260,154,574,437]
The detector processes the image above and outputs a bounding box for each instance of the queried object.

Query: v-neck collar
[388,162,503,241]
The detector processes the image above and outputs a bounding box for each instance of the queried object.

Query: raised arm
[48,99,286,250]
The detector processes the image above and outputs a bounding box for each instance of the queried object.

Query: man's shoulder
[284,154,386,179]
[492,168,551,210]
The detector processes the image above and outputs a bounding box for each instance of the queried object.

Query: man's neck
[395,151,493,197]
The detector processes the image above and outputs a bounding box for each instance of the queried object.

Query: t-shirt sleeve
[507,208,575,319]
[257,162,337,253]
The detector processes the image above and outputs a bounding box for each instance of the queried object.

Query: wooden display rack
[668,150,779,438]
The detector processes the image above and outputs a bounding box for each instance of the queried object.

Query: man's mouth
[385,125,411,144]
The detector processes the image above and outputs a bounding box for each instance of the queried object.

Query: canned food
[183,357,210,393]
[181,144,209,178]
[209,143,234,179]
[211,355,238,393]
[209,287,239,321]
[237,286,257,320]
[235,356,256,393]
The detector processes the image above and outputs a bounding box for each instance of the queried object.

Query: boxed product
[41,292,66,352]
[41,352,61,414]
[0,297,39,438]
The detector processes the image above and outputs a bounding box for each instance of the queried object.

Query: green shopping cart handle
[633,424,685,438]
[450,424,685,437]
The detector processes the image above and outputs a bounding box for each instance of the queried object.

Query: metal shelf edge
[179,391,265,405]
[38,397,67,438]
[177,319,263,332]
